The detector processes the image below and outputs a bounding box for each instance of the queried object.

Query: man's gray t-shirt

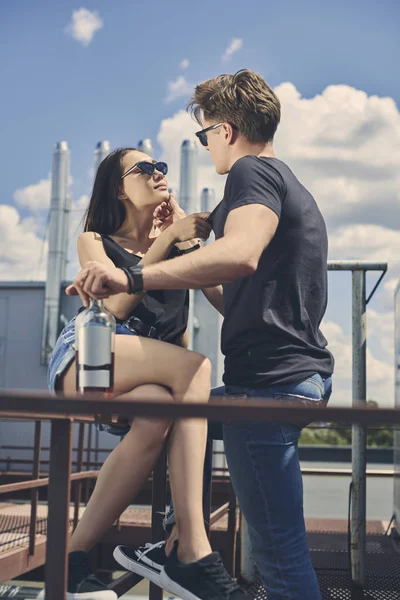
[211,155,334,388]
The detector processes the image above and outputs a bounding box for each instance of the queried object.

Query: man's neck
[228,141,275,170]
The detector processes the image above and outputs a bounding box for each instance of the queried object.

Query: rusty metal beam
[44,419,72,600]
[209,502,229,526]
[1,391,400,426]
[150,451,167,600]
[29,420,42,556]
[73,423,85,531]
[0,470,98,495]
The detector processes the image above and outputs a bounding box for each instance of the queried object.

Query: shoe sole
[159,568,202,600]
[37,590,117,599]
[113,546,164,588]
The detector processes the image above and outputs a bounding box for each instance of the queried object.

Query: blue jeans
[166,373,332,600]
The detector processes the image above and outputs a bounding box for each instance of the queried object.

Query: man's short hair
[187,69,281,144]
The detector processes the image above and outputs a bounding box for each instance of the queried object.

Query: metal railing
[328,260,387,586]
[0,398,240,598]
[1,389,400,598]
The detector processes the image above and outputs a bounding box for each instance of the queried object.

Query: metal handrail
[1,391,400,424]
[1,391,399,597]
[0,401,243,598]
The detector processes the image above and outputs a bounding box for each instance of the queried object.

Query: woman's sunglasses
[121,161,168,179]
[195,122,238,147]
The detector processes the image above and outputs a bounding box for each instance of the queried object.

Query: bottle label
[78,326,112,366]
[79,369,111,388]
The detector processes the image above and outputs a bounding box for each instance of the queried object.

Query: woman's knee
[127,416,172,448]
[174,353,212,403]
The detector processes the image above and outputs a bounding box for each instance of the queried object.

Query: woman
[42,148,242,600]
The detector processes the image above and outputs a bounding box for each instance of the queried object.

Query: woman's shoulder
[77,231,104,246]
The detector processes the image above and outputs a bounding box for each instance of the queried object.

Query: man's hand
[168,213,212,243]
[66,261,128,307]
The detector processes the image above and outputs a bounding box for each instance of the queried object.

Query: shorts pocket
[61,321,76,347]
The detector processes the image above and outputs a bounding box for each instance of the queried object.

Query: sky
[1,0,399,406]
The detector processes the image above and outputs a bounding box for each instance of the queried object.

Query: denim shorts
[47,316,140,437]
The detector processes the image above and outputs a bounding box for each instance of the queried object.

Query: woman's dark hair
[83,147,137,234]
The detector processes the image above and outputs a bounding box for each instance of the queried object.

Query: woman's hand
[153,194,186,232]
[167,213,212,243]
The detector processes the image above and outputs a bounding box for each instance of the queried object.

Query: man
[68,69,334,600]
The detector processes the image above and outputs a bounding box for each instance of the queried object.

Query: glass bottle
[75,299,115,397]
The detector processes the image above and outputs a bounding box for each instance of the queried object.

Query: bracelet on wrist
[176,243,201,255]
[121,265,144,294]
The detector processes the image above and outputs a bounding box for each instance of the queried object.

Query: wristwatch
[121,265,144,294]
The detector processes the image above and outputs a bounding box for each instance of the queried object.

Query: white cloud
[180,59,189,70]
[0,205,47,280]
[6,80,400,403]
[328,224,400,266]
[321,320,394,407]
[65,8,103,47]
[157,110,226,204]
[14,177,51,212]
[222,38,243,61]
[0,186,89,281]
[158,82,400,233]
[165,76,194,104]
[381,277,399,311]
[155,82,400,405]
[273,82,400,229]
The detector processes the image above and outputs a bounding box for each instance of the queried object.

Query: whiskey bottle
[75,299,115,396]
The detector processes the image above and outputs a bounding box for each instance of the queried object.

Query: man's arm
[140,203,279,290]
[66,204,278,302]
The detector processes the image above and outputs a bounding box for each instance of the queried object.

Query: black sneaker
[160,542,247,600]
[113,541,166,586]
[37,551,117,599]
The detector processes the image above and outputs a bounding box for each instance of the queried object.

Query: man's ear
[224,123,236,145]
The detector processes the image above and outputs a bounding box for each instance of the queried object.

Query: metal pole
[351,270,367,587]
[45,419,72,600]
[150,451,167,600]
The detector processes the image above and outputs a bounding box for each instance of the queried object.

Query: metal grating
[0,512,47,553]
[0,585,39,599]
[244,533,400,600]
[0,503,75,554]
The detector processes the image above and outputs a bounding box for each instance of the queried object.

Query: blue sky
[1,0,399,205]
[1,0,399,404]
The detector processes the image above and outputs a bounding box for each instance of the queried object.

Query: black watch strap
[176,243,201,255]
[121,265,144,294]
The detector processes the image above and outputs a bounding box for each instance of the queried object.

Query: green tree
[299,399,394,447]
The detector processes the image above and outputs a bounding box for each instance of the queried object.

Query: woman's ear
[118,184,127,201]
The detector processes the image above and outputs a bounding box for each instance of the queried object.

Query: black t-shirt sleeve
[225,156,286,219]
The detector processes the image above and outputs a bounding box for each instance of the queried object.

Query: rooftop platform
[1,387,399,599]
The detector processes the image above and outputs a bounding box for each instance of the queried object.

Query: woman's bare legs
[167,417,209,562]
[69,384,173,553]
[63,334,212,562]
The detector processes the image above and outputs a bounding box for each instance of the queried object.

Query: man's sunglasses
[121,161,168,179]
[195,122,238,147]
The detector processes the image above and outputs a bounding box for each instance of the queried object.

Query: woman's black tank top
[101,234,189,344]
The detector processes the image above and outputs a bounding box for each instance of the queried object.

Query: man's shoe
[160,542,248,600]
[113,541,166,586]
[36,551,117,599]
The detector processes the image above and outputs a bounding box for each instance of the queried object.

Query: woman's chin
[155,188,169,200]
